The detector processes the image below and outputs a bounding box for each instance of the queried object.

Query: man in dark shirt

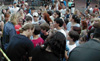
[7,34,34,61]
[40,23,50,41]
[68,28,100,61]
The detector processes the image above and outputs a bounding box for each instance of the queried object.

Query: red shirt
[15,25,21,34]
[31,37,44,48]
[93,8,99,13]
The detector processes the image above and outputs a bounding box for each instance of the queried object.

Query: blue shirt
[3,22,16,50]
[64,1,67,6]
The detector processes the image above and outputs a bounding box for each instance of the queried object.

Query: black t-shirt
[68,39,100,61]
[6,34,34,61]
[40,32,48,41]
[32,46,60,61]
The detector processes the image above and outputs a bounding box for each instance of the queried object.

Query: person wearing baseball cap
[32,12,39,25]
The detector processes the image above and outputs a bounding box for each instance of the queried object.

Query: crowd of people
[0,0,100,61]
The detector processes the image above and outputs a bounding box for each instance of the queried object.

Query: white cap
[33,12,38,17]
[24,3,28,6]
[60,0,63,1]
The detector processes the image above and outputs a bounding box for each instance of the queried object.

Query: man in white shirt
[54,18,66,37]
[26,7,36,21]
[12,2,19,14]
[32,12,39,25]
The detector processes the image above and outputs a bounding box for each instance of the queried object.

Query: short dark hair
[25,16,32,22]
[69,30,79,42]
[30,7,35,10]
[72,15,80,24]
[33,25,41,35]
[64,18,69,25]
[44,32,66,59]
[95,4,98,7]
[47,11,53,16]
[66,9,69,12]
[54,18,64,27]
[44,4,48,7]
[40,23,50,31]
[55,11,61,18]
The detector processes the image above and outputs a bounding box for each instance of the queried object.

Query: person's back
[3,21,16,50]
[68,28,100,61]
[68,39,100,61]
[7,34,34,61]
[32,37,44,48]
[32,46,60,61]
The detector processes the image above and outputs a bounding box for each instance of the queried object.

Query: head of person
[66,9,69,14]
[4,13,10,22]
[79,35,87,44]
[40,23,50,34]
[43,12,52,24]
[85,10,89,14]
[67,30,79,42]
[33,12,39,21]
[54,18,64,28]
[19,23,35,37]
[92,18,100,24]
[21,4,25,9]
[44,4,49,9]
[33,24,41,35]
[47,11,53,16]
[2,9,6,14]
[71,15,80,24]
[38,9,42,15]
[81,21,88,30]
[60,1,64,5]
[90,13,96,19]
[43,31,66,59]
[13,2,17,7]
[18,9,24,14]
[92,20,100,29]
[9,13,20,25]
[71,26,81,34]
[85,15,90,20]
[30,7,35,14]
[9,3,12,7]
[17,17,23,26]
[25,16,32,23]
[64,18,69,25]
[53,11,61,19]
[93,28,100,40]
[6,8,10,13]
[95,4,98,8]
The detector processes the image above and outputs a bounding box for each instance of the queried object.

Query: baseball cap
[33,12,38,17]
[13,1,17,4]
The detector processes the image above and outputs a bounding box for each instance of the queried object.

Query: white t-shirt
[67,41,76,53]
[12,7,19,13]
[67,22,80,31]
[60,9,66,15]
[57,29,66,37]
[32,21,39,25]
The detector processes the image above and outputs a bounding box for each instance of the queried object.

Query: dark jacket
[68,39,100,61]
[3,22,16,50]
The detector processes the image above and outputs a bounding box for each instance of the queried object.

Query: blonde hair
[19,23,34,33]
[9,13,20,25]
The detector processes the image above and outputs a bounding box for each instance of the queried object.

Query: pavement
[75,0,98,13]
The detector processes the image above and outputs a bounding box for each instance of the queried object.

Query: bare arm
[65,51,68,61]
